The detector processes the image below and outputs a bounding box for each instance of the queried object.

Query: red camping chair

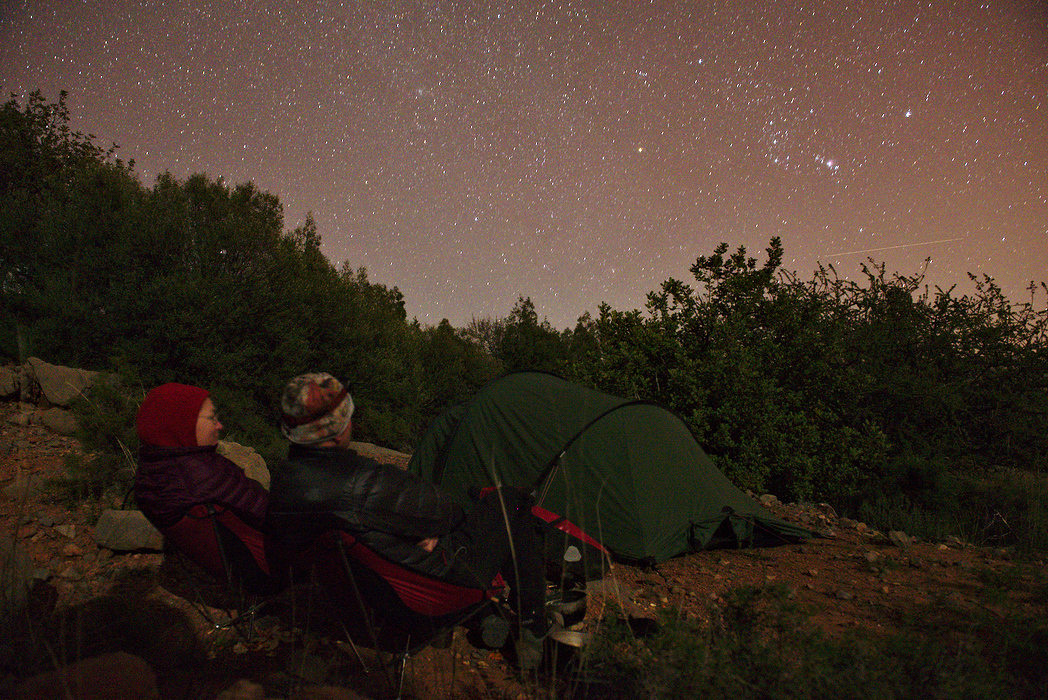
[161,503,282,598]
[280,529,510,656]
[274,502,609,658]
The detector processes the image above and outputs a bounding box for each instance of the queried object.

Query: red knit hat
[136,383,210,448]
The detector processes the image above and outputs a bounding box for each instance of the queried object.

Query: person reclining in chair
[135,383,273,593]
[267,372,549,671]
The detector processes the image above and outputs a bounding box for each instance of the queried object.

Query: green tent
[408,372,812,564]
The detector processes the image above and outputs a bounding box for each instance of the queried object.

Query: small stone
[54,523,75,538]
[888,530,912,547]
[816,503,838,518]
[57,565,81,580]
[62,543,83,557]
[216,679,265,700]
[6,412,31,426]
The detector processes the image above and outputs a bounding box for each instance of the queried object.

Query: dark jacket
[267,443,466,578]
[135,444,269,531]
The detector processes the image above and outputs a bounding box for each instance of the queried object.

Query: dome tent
[408,372,812,565]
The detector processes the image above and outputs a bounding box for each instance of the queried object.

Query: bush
[570,239,1048,542]
[57,376,144,507]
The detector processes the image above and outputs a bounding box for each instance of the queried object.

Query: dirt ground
[2,400,1045,699]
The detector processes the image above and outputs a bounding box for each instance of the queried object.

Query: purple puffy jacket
[135,444,269,531]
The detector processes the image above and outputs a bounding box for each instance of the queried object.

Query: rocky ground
[2,399,1046,699]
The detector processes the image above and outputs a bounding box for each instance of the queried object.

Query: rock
[26,357,102,408]
[290,686,377,700]
[888,530,913,547]
[55,523,76,539]
[93,510,163,551]
[10,651,159,700]
[37,407,79,436]
[58,564,82,580]
[351,441,411,469]
[6,410,31,426]
[0,536,33,612]
[815,503,838,518]
[216,679,266,700]
[2,473,47,503]
[44,595,207,697]
[0,365,21,398]
[217,440,270,490]
[835,589,854,600]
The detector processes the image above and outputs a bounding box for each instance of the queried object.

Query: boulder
[26,357,100,408]
[0,365,20,398]
[10,652,159,700]
[350,441,411,470]
[37,407,79,436]
[93,510,163,552]
[217,440,270,490]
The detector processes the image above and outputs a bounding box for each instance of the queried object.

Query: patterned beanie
[136,383,210,448]
[280,373,355,445]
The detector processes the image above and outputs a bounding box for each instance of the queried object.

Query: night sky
[2,0,1046,328]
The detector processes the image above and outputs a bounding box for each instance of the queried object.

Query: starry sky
[2,0,1046,328]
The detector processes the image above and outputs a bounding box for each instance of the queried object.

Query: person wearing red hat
[134,383,268,533]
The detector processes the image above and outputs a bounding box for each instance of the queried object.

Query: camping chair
[272,529,511,695]
[285,529,510,651]
[160,503,284,633]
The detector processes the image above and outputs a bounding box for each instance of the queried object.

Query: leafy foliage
[570,238,1048,517]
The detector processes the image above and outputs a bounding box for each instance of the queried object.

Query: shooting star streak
[823,237,966,257]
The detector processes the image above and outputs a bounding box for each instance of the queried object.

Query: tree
[0,90,134,363]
